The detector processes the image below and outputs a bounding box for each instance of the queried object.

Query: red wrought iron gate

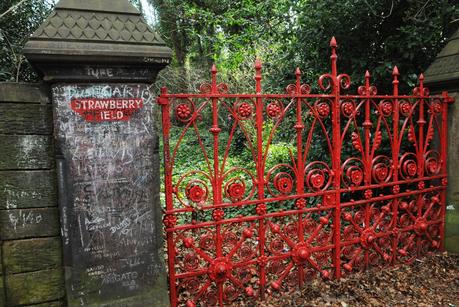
[157,37,454,307]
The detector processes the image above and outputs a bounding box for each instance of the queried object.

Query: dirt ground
[239,253,459,307]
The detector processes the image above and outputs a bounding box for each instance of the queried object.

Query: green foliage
[288,0,458,92]
[152,0,457,94]
[0,0,55,82]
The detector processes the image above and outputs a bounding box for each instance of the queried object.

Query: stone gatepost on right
[425,28,459,252]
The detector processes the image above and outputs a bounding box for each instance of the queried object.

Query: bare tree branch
[0,0,29,20]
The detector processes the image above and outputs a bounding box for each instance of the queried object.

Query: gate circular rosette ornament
[424,150,441,176]
[256,203,267,215]
[186,181,208,203]
[429,98,442,114]
[399,100,412,116]
[286,270,300,287]
[398,212,411,228]
[266,164,295,196]
[163,214,177,228]
[223,285,239,303]
[342,158,364,187]
[274,173,293,194]
[225,180,245,202]
[304,219,318,234]
[268,260,285,275]
[314,99,332,118]
[285,222,298,238]
[341,100,356,117]
[222,168,255,203]
[379,100,393,117]
[237,245,255,261]
[316,231,332,245]
[399,153,418,179]
[269,238,285,255]
[300,84,312,94]
[182,278,201,295]
[418,181,425,190]
[183,252,200,271]
[175,170,212,209]
[234,99,255,120]
[363,189,373,199]
[342,225,356,242]
[212,209,225,221]
[266,100,283,118]
[371,155,392,183]
[199,232,215,251]
[353,209,365,226]
[295,198,307,209]
[208,257,233,283]
[222,231,238,248]
[304,162,332,191]
[442,178,448,186]
[174,99,196,122]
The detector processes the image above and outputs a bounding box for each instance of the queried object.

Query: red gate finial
[255,59,262,94]
[211,64,218,93]
[330,36,338,77]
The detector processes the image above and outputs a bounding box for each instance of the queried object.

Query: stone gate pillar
[425,28,459,253]
[23,0,172,306]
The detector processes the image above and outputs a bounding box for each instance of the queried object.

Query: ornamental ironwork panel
[157,37,454,307]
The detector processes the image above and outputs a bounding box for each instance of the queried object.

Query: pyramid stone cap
[424,28,459,92]
[54,0,140,14]
[23,0,172,82]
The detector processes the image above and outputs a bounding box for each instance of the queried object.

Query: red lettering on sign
[70,98,144,122]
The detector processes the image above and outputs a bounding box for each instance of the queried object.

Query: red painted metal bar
[157,37,454,307]
[329,37,342,279]
[254,59,267,300]
[391,66,400,264]
[157,87,178,306]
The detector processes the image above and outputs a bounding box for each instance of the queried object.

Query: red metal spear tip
[295,67,301,76]
[365,70,370,78]
[392,65,399,76]
[211,64,217,74]
[419,73,424,80]
[255,58,262,70]
[330,36,337,47]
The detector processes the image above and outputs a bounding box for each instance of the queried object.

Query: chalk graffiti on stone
[53,83,163,303]
[70,98,143,122]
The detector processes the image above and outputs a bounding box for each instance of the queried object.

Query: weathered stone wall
[0,83,65,306]
[445,92,459,252]
[52,83,168,306]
